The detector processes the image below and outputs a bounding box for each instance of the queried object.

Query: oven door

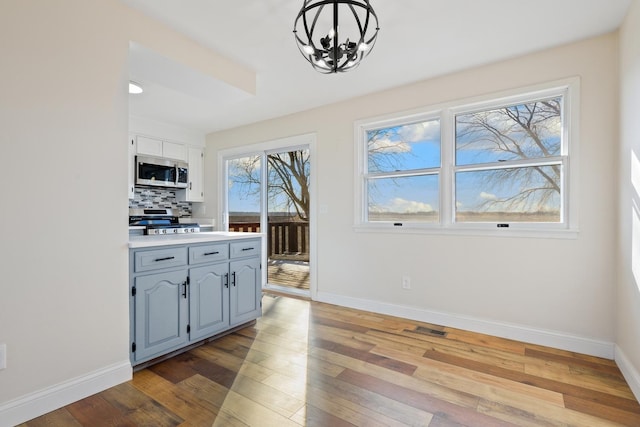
[136,155,178,188]
[176,164,188,188]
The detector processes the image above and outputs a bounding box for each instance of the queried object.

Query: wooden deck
[267,259,310,291]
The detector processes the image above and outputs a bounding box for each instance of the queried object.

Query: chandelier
[293,0,380,73]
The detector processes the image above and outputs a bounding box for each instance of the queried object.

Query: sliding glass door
[225,146,311,296]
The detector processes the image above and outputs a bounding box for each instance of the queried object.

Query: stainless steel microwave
[135,155,188,189]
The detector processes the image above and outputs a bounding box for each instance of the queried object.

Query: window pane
[228,156,261,226]
[367,119,440,173]
[368,175,439,223]
[455,166,561,223]
[456,97,562,166]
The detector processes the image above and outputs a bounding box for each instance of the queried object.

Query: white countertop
[129,231,263,248]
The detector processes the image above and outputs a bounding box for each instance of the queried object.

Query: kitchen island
[129,232,263,368]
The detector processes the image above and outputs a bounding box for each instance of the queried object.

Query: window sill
[353,224,579,240]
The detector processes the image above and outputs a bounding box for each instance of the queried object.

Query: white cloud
[369,137,411,153]
[480,192,497,200]
[382,197,434,213]
[398,121,440,142]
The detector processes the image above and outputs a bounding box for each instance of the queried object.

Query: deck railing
[229,221,309,260]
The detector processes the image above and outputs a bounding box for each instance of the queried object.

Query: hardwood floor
[21,295,640,426]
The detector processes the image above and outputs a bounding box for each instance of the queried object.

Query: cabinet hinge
[187,325,191,334]
[131,286,136,297]
[131,342,136,353]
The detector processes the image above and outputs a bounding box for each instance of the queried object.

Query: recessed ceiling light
[129,81,143,94]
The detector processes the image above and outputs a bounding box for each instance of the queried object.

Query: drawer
[230,239,260,259]
[189,243,228,264]
[134,247,187,272]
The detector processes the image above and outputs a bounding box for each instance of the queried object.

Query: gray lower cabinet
[130,238,261,366]
[134,269,189,362]
[230,257,262,326]
[189,262,229,341]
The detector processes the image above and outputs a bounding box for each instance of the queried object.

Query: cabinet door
[189,263,230,341]
[136,136,163,157]
[128,136,136,199]
[177,147,204,203]
[134,270,189,362]
[229,258,262,326]
[163,141,187,161]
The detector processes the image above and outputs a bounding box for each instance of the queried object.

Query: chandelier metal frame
[293,0,379,73]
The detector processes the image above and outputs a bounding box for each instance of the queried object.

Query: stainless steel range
[129,208,200,235]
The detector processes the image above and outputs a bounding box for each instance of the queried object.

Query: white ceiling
[123,0,632,134]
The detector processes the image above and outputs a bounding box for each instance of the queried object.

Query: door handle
[182,280,188,298]
[232,272,236,287]
[224,273,229,289]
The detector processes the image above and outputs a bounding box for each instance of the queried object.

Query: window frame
[354,78,579,238]
[358,110,443,227]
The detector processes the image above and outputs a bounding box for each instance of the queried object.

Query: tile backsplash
[129,188,191,217]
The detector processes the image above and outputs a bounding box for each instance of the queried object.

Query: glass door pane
[227,155,261,232]
[266,149,310,294]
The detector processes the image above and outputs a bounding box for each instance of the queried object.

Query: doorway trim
[217,133,317,300]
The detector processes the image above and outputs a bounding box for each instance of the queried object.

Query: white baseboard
[315,292,615,359]
[615,345,640,403]
[0,360,132,427]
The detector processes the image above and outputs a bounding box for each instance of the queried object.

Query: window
[364,116,441,223]
[355,79,577,236]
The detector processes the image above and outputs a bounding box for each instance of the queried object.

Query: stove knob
[162,229,167,234]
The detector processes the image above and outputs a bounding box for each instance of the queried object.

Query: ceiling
[123,0,632,134]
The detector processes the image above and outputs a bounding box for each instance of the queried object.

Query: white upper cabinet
[177,146,205,202]
[163,141,187,161]
[136,136,187,161]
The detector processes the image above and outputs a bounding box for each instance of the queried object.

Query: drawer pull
[204,251,220,256]
[241,247,254,252]
[154,256,175,262]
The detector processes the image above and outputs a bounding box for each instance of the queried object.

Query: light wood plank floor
[21,295,640,426]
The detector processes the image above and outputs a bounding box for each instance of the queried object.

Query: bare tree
[267,151,310,220]
[455,98,562,213]
[229,150,310,220]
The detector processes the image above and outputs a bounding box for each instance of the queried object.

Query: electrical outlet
[402,276,411,290]
[0,343,6,370]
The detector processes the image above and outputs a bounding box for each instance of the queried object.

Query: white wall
[0,1,248,425]
[206,33,620,357]
[0,0,131,421]
[617,0,640,400]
